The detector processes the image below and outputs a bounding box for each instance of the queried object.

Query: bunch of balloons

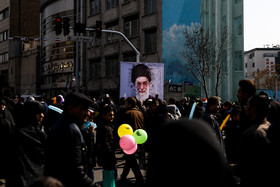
[118,124,148,155]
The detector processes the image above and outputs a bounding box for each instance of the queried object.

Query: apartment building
[86,0,161,99]
[0,0,40,96]
[244,47,280,86]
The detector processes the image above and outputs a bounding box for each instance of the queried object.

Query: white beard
[136,86,150,102]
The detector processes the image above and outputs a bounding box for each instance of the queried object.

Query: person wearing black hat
[45,93,99,187]
[6,100,46,187]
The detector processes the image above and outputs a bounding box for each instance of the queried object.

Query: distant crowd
[0,79,280,187]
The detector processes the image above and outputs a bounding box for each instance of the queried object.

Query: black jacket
[239,119,272,187]
[45,114,95,187]
[96,118,116,170]
[6,125,46,187]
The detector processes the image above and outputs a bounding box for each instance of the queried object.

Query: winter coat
[0,108,15,177]
[6,125,46,187]
[123,107,144,130]
[96,118,116,170]
[239,119,273,187]
[45,115,95,187]
[201,111,224,147]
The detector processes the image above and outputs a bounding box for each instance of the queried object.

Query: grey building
[86,0,161,99]
[0,0,40,97]
[39,0,161,100]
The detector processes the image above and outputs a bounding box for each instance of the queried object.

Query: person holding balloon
[96,105,117,187]
[119,97,145,185]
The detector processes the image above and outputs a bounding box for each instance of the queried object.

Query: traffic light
[63,17,70,36]
[54,16,62,35]
[96,20,102,38]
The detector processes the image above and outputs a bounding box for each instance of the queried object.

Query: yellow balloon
[118,124,133,138]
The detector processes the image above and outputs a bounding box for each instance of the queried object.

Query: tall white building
[200,0,244,101]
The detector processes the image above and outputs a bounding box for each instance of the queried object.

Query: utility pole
[85,28,140,62]
[75,0,80,93]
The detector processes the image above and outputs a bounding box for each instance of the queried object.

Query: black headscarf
[21,100,45,127]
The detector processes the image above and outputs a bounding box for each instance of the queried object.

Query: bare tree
[254,65,280,100]
[181,25,231,98]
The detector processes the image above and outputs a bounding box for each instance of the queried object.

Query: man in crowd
[201,96,224,150]
[120,97,144,184]
[237,79,256,132]
[45,92,98,187]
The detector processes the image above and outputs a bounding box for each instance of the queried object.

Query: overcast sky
[244,0,280,51]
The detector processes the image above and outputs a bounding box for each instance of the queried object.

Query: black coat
[45,115,95,187]
[201,112,224,144]
[96,118,116,170]
[0,108,15,177]
[239,119,273,187]
[6,125,46,187]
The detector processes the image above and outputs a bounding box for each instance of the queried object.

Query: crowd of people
[0,79,280,187]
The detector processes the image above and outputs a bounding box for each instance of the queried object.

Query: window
[123,52,136,62]
[106,21,119,43]
[234,16,243,35]
[89,31,101,47]
[90,0,101,15]
[0,8,9,21]
[145,0,157,15]
[124,19,138,38]
[105,56,119,77]
[106,0,119,10]
[0,53,8,64]
[252,62,255,68]
[234,51,243,71]
[89,59,101,79]
[145,29,157,53]
[235,0,242,4]
[0,30,8,42]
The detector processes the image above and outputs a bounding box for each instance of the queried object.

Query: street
[94,149,147,187]
[0,149,147,187]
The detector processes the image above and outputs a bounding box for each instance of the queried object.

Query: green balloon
[133,129,148,144]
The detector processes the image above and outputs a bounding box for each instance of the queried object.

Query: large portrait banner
[120,62,164,102]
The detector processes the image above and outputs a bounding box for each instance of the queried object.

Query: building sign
[42,60,74,75]
[67,35,94,43]
[169,84,183,93]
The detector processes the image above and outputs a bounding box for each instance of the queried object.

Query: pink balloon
[119,135,136,150]
[123,143,138,155]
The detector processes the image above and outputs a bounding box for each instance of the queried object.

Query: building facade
[244,47,280,86]
[200,0,244,101]
[40,0,75,97]
[0,0,40,97]
[39,0,245,101]
[86,0,162,100]
[39,0,161,100]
